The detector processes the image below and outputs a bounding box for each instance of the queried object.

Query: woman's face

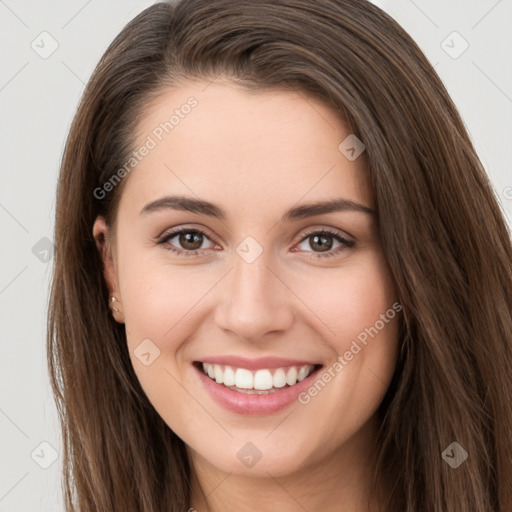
[94,80,401,478]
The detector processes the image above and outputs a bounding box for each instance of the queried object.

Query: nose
[214,251,294,342]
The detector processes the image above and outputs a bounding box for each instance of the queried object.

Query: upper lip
[196,355,322,370]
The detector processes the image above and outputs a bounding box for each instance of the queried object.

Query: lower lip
[194,363,322,415]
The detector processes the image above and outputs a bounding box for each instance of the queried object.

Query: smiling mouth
[194,361,323,394]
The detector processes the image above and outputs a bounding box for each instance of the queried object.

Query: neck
[188,413,388,512]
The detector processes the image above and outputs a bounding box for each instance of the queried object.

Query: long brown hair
[47,1,512,510]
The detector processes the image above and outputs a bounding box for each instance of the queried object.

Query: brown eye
[295,229,355,258]
[158,228,215,256]
[177,231,204,250]
[307,233,334,252]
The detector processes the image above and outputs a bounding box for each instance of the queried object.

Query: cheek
[287,259,400,461]
[117,254,206,427]
[290,251,400,416]
[291,253,397,349]
[118,250,216,350]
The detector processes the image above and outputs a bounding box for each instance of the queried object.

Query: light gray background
[1,1,511,510]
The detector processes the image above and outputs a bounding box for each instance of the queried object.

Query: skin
[93,79,400,512]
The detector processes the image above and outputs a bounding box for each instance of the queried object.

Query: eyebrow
[139,195,376,221]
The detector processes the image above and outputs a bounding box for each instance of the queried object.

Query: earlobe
[108,293,125,324]
[93,216,125,324]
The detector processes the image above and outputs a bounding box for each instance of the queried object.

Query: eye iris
[180,231,203,250]
[310,233,333,252]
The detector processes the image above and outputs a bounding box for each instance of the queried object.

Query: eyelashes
[157,227,355,259]
[293,228,355,258]
[158,228,216,257]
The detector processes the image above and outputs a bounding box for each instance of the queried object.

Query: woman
[47,0,512,510]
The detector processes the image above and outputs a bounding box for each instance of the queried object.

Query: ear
[93,216,124,323]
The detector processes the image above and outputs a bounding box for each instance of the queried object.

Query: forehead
[118,80,374,221]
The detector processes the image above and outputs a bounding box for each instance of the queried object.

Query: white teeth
[235,368,253,389]
[201,362,316,391]
[214,364,223,383]
[286,366,298,386]
[223,365,236,387]
[272,368,287,388]
[253,369,273,390]
[297,366,308,382]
